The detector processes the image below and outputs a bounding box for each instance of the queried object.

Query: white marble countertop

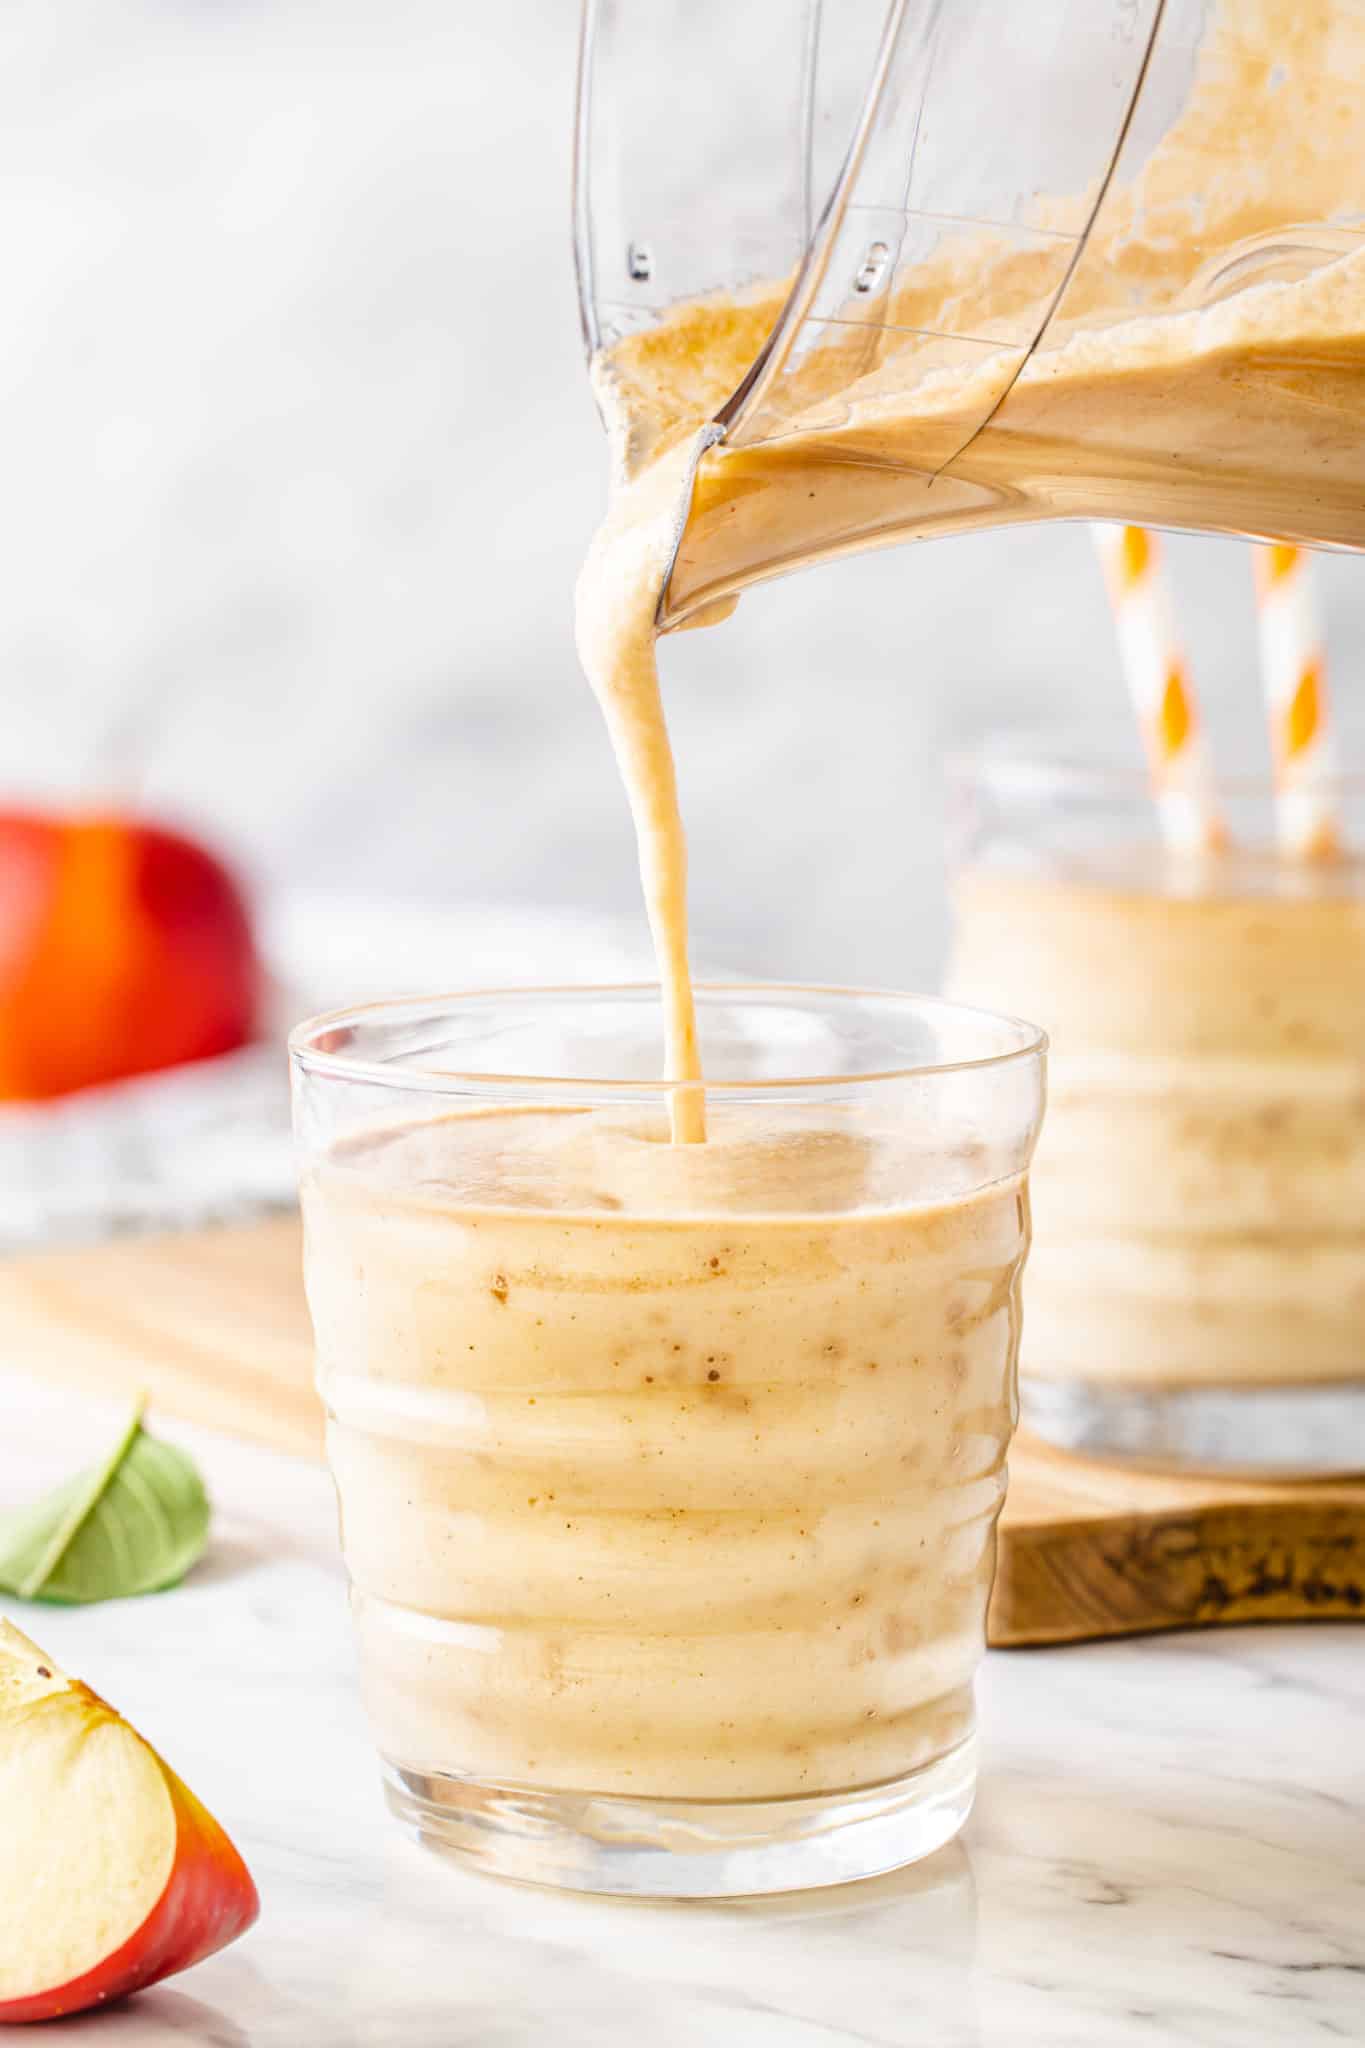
[4,1373,1362,2047]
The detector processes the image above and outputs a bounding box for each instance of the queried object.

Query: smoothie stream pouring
[575,0,1365,631]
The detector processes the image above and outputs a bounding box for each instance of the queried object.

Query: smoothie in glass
[948,759,1365,1473]
[292,985,1045,1893]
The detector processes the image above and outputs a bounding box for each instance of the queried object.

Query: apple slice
[0,1618,259,2022]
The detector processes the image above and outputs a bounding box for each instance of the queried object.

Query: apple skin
[0,1653,260,2024]
[0,811,261,1101]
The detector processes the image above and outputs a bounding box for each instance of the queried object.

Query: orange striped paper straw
[1091,524,1226,854]
[1252,544,1340,861]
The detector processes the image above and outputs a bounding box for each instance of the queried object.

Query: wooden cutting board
[3,1218,1362,1647]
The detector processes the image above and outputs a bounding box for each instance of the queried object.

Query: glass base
[1024,1375,1365,1477]
[381,1735,978,1898]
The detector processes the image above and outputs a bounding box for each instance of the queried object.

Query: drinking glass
[948,756,1365,1476]
[291,984,1045,1896]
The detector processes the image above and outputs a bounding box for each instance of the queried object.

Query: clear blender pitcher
[574,0,1365,627]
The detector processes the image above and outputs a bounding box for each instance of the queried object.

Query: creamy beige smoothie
[300,1092,1032,1802]
[950,854,1365,1399]
[296,0,1358,1877]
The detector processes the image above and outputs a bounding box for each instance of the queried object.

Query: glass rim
[288,981,1047,1097]
[945,745,1365,802]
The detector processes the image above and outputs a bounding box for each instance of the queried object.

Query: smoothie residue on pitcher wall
[574,0,1365,1132]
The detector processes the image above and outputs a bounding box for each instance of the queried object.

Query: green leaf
[0,1400,211,1604]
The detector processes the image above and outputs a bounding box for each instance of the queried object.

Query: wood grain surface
[2,1217,1361,1646]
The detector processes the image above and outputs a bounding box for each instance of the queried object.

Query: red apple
[0,811,260,1101]
[0,1618,259,2021]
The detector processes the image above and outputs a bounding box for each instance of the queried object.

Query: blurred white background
[5,0,1363,992]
